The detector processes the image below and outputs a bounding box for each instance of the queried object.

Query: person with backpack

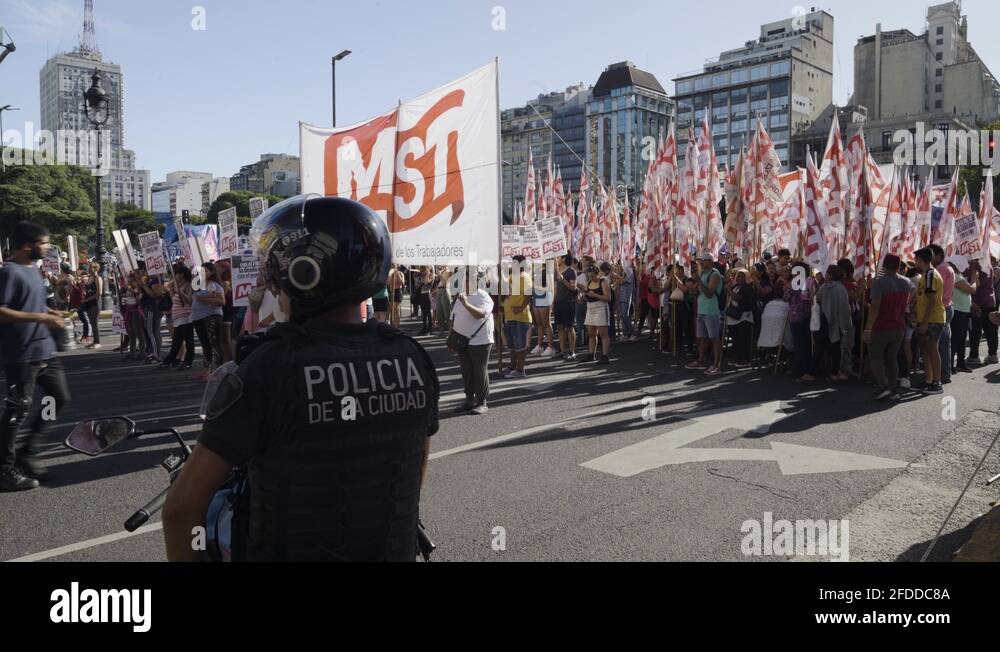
[686,252,724,375]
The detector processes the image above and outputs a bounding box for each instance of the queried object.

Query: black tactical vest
[242,320,438,561]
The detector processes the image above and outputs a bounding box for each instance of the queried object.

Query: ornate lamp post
[84,68,112,311]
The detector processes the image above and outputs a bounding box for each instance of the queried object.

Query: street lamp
[332,50,352,127]
[0,26,15,66]
[84,68,112,311]
[0,105,20,174]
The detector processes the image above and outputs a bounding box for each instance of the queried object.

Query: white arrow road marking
[581,401,908,477]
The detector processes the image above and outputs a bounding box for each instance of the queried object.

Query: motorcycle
[64,416,437,561]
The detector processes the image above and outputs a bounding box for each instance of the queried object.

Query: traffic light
[182,209,189,223]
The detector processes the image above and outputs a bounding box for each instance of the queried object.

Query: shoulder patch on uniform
[205,373,245,422]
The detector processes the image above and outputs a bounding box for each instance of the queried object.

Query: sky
[1,0,998,183]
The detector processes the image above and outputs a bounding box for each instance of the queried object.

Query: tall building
[673,9,834,171]
[152,171,214,220]
[586,62,674,198]
[854,0,1000,124]
[500,85,589,222]
[230,153,300,197]
[202,177,231,215]
[38,0,150,210]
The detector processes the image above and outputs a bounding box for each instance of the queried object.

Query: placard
[138,232,167,276]
[218,207,239,258]
[232,253,262,308]
[249,198,268,219]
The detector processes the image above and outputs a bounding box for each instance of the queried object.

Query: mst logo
[324,90,466,234]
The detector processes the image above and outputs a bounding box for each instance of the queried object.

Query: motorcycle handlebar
[124,486,170,532]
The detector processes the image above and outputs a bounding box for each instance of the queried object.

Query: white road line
[7,523,163,563]
[7,369,753,561]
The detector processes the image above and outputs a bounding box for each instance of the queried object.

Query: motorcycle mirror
[65,417,136,456]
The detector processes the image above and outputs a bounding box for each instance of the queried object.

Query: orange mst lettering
[324,90,466,234]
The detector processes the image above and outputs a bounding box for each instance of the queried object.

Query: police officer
[163,196,439,561]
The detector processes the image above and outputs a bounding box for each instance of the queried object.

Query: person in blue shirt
[0,222,72,491]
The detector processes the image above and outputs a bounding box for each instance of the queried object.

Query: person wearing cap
[685,252,724,375]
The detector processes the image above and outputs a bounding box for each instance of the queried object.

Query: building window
[936,38,944,46]
[936,26,944,35]
[935,100,943,109]
[936,68,943,77]
[770,61,791,76]
[936,52,943,61]
[935,84,943,93]
[751,65,769,81]
[676,80,694,94]
[712,73,728,88]
[882,131,893,150]
[731,69,749,84]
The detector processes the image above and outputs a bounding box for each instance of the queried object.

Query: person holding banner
[137,264,164,362]
[191,262,226,374]
[160,264,195,370]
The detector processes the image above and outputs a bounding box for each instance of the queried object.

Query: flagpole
[494,57,505,375]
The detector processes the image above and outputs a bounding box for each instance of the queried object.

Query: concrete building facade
[38,4,151,211]
[586,62,674,198]
[854,1,1000,125]
[673,9,834,172]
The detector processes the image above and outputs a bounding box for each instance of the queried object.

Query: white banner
[139,232,167,277]
[112,230,138,273]
[67,235,78,271]
[502,225,541,260]
[218,207,239,258]
[112,304,127,335]
[501,218,566,261]
[188,236,208,269]
[300,61,500,265]
[174,217,192,261]
[535,217,568,259]
[249,198,268,219]
[42,250,61,275]
[231,253,261,308]
[955,212,983,259]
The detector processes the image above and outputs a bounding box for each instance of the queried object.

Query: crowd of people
[28,241,1000,411]
[431,246,1000,415]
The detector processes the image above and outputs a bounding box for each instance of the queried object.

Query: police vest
[241,320,439,561]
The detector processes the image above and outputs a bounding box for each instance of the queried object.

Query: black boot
[0,466,40,492]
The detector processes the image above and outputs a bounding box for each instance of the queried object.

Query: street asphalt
[2,315,998,562]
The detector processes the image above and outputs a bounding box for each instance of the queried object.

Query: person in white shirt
[450,267,494,415]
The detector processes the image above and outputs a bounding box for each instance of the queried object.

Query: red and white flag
[981,175,1000,261]
[803,149,831,270]
[524,149,537,225]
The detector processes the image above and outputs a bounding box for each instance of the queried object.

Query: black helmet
[251,195,391,320]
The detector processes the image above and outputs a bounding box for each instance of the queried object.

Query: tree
[113,203,162,236]
[0,148,113,250]
[206,191,284,231]
[959,119,1000,212]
